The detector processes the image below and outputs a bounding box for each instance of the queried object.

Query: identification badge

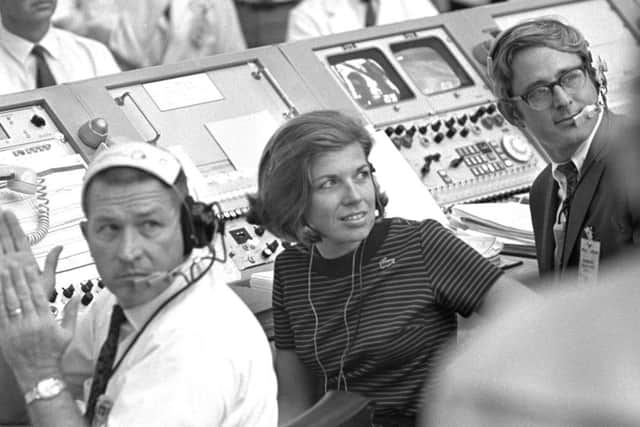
[578,226,600,286]
[92,394,113,427]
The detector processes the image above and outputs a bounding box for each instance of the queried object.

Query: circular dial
[501,134,533,163]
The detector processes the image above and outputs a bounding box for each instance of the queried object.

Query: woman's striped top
[273,217,503,416]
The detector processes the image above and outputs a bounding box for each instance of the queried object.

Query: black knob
[457,114,468,126]
[446,127,457,138]
[470,112,481,123]
[480,117,494,130]
[420,163,431,176]
[81,292,94,306]
[445,117,456,128]
[477,105,487,116]
[267,240,279,252]
[493,114,505,127]
[62,285,75,299]
[406,126,417,136]
[30,114,46,127]
[434,132,445,144]
[385,126,395,137]
[97,279,105,289]
[48,288,58,303]
[418,125,427,135]
[431,121,442,132]
[432,152,441,162]
[460,127,470,138]
[487,103,497,114]
[81,280,94,293]
[394,124,405,135]
[254,226,265,236]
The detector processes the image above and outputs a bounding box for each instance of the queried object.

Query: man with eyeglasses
[487,18,640,280]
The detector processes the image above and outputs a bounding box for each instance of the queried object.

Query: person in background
[52,0,246,69]
[0,0,120,95]
[486,18,640,280]
[286,0,439,42]
[247,110,534,426]
[0,142,277,426]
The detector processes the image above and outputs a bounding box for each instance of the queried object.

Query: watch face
[38,378,63,397]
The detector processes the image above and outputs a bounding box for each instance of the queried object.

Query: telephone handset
[0,165,38,194]
[0,165,49,245]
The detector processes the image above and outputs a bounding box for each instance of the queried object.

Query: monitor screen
[392,37,473,96]
[327,48,414,109]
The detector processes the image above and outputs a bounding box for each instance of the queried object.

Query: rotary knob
[501,134,533,163]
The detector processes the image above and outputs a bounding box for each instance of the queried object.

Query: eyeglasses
[508,66,588,111]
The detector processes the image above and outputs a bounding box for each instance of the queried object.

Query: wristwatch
[24,377,67,405]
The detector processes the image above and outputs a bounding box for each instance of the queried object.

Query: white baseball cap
[81,142,182,209]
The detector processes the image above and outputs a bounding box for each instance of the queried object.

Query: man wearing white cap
[0,142,277,426]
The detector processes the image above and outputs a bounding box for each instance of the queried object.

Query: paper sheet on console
[368,128,448,225]
[204,110,281,172]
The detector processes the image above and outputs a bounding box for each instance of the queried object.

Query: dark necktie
[554,161,579,271]
[557,161,579,220]
[362,0,377,27]
[31,45,57,88]
[85,305,127,424]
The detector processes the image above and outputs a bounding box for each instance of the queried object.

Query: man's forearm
[26,390,87,427]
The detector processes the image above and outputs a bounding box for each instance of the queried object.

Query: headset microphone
[572,103,601,128]
[131,264,185,289]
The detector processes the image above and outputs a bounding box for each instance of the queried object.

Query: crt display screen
[392,37,472,96]
[327,48,414,109]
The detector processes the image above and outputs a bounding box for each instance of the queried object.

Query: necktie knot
[31,44,46,58]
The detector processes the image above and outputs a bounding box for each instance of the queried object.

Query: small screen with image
[328,48,414,109]
[392,37,472,96]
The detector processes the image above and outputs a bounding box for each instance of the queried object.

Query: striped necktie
[85,305,127,424]
[554,161,579,270]
[31,45,57,88]
[557,161,579,220]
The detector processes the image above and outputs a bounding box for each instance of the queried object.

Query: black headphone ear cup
[181,198,196,255]
[368,163,387,217]
[181,196,211,254]
[497,100,524,127]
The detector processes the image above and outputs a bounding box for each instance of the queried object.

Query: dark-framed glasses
[509,66,588,111]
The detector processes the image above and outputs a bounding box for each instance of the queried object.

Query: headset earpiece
[181,196,223,255]
[497,100,525,128]
[368,162,387,217]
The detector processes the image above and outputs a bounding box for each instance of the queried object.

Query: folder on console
[450,202,536,257]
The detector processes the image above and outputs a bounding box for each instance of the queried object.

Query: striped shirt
[273,218,503,416]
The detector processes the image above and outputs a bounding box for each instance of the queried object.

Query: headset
[180,193,225,256]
